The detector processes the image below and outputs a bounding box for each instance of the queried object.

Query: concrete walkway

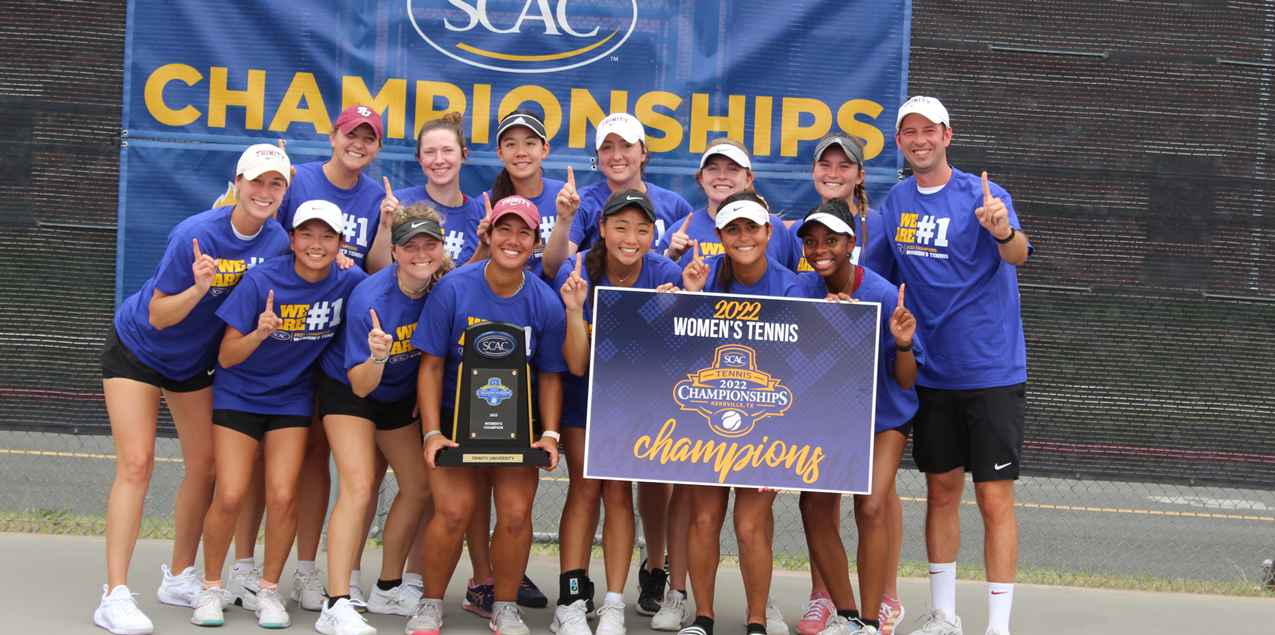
[3,533,1271,634]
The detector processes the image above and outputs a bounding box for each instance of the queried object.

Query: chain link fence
[3,428,1272,596]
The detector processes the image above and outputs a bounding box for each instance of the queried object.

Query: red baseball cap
[334,104,383,140]
[490,196,541,238]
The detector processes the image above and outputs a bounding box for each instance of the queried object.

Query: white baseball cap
[895,96,950,131]
[715,200,770,229]
[595,113,645,150]
[699,142,752,170]
[237,144,292,184]
[292,200,344,234]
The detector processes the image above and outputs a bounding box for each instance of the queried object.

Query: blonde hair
[391,202,454,290]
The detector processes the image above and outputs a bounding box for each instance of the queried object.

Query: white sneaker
[405,598,443,635]
[367,582,423,616]
[815,615,858,635]
[491,601,531,635]
[291,568,328,611]
[595,599,626,635]
[650,590,689,631]
[906,609,962,635]
[157,565,204,608]
[550,599,590,635]
[256,586,291,628]
[94,585,154,635]
[228,565,263,611]
[765,597,790,635]
[350,584,367,612]
[191,586,227,627]
[316,597,376,635]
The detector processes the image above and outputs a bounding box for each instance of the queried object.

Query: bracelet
[895,342,913,353]
[370,354,389,364]
[540,430,561,442]
[994,227,1016,244]
[423,430,442,442]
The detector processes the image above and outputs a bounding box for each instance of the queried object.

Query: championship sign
[583,288,879,494]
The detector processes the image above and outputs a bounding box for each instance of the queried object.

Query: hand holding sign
[556,166,580,218]
[681,240,709,292]
[560,253,589,311]
[368,309,393,362]
[192,238,218,294]
[664,212,694,261]
[380,177,399,229]
[974,171,1011,240]
[889,283,915,347]
[255,290,281,339]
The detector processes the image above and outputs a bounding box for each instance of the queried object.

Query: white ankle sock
[231,559,255,575]
[404,573,423,586]
[987,582,1013,633]
[605,591,624,606]
[927,562,957,621]
[296,560,316,574]
[350,570,362,588]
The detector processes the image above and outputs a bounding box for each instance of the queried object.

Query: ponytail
[584,238,608,288]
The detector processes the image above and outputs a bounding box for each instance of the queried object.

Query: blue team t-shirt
[702,254,804,298]
[214,255,368,416]
[798,268,926,433]
[656,207,802,273]
[114,206,290,381]
[410,261,568,414]
[485,177,566,282]
[877,167,1033,390]
[319,265,429,403]
[568,180,693,252]
[792,209,894,279]
[279,162,386,268]
[395,185,484,265]
[552,250,684,428]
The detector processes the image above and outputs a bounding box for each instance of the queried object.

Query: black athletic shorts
[213,409,311,441]
[911,383,1025,482]
[316,371,418,432]
[100,325,215,393]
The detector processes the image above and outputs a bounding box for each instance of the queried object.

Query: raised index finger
[382,176,393,198]
[370,308,382,332]
[898,283,906,308]
[981,171,992,205]
[265,290,274,314]
[483,192,493,219]
[193,238,203,259]
[566,165,575,189]
[677,212,693,235]
[575,252,583,277]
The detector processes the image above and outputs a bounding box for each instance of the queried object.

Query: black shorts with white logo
[213,409,311,441]
[911,383,1025,482]
[317,371,418,432]
[100,325,215,393]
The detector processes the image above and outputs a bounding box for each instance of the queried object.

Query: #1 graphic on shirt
[892,211,952,260]
[272,297,344,341]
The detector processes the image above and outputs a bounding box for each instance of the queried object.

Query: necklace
[827,267,855,296]
[396,266,429,296]
[606,260,639,284]
[484,261,526,296]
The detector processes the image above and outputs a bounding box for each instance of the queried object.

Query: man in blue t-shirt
[881,97,1032,635]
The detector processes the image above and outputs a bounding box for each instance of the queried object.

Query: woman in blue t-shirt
[657,139,801,272]
[93,144,292,635]
[192,201,367,629]
[485,111,567,282]
[382,111,486,267]
[312,203,455,629]
[550,190,684,633]
[678,193,803,635]
[542,112,693,281]
[793,199,923,635]
[408,196,566,635]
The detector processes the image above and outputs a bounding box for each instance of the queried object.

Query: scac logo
[407,0,639,73]
[270,330,292,341]
[673,344,793,438]
[474,331,517,359]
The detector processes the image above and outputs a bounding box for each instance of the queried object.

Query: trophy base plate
[435,446,551,467]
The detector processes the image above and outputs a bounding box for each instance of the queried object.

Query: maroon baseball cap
[334,104,383,140]
[490,196,541,238]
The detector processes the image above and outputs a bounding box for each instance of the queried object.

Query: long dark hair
[492,109,546,202]
[584,189,652,286]
[714,191,770,293]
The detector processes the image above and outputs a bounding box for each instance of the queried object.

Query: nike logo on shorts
[206,368,215,376]
[994,462,1012,470]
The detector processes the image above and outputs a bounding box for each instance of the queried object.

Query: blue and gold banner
[584,288,879,494]
[119,0,911,304]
